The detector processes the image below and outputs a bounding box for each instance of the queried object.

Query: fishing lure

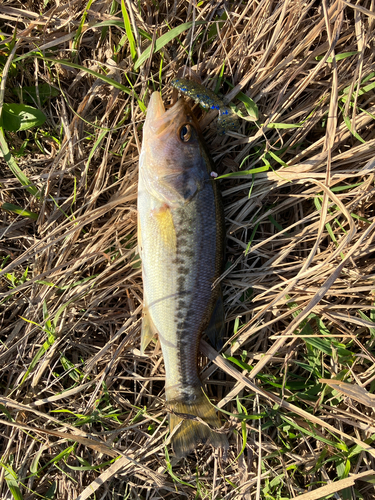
[171,77,239,134]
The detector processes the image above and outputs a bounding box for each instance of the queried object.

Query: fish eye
[179,123,192,143]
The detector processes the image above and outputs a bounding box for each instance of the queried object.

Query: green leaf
[0,129,39,198]
[30,447,44,474]
[12,83,60,105]
[90,19,152,41]
[224,80,259,120]
[232,94,258,121]
[341,71,375,104]
[240,95,259,120]
[45,482,57,500]
[134,21,207,71]
[84,129,109,185]
[207,12,227,44]
[225,355,252,372]
[18,317,57,384]
[2,103,46,132]
[1,203,38,220]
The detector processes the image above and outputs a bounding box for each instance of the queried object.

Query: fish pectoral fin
[204,293,225,350]
[152,203,176,251]
[140,307,158,355]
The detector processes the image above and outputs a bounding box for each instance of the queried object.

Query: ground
[1,1,375,499]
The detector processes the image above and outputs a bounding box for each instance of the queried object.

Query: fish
[137,91,228,459]
[171,77,239,134]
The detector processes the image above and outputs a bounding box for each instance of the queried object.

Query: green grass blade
[245,222,260,255]
[134,21,207,70]
[342,114,366,143]
[121,0,137,62]
[316,51,359,62]
[72,0,94,52]
[215,63,225,94]
[18,327,56,385]
[266,122,303,129]
[224,80,259,120]
[216,166,269,179]
[39,57,146,112]
[1,203,38,220]
[91,19,152,41]
[41,57,132,95]
[234,397,248,461]
[280,415,347,451]
[267,215,289,236]
[268,151,288,168]
[84,129,109,187]
[1,463,24,500]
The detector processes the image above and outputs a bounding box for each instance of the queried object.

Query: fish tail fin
[169,392,228,459]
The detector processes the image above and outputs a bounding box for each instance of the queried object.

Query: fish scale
[166,201,218,398]
[138,91,228,458]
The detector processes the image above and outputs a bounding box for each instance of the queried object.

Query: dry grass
[1,0,375,498]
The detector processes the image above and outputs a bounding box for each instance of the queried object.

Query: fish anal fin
[141,307,158,355]
[204,293,225,350]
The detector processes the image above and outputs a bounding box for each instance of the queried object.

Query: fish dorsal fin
[204,294,225,350]
[140,306,158,355]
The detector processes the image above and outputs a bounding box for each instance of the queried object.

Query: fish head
[139,92,210,207]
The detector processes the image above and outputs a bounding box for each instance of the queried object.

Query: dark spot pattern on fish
[177,276,186,288]
[172,257,184,265]
[169,189,220,391]
[178,249,195,258]
[171,77,239,134]
[176,228,193,237]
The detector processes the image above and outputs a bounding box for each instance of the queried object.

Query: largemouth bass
[138,91,228,458]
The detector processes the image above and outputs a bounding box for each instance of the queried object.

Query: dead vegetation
[1,0,375,498]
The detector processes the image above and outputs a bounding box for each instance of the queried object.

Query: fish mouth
[145,92,189,136]
[146,92,166,121]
